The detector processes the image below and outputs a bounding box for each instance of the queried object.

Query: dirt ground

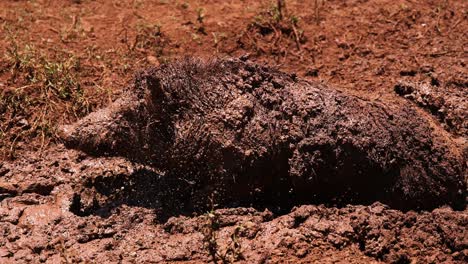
[0,0,467,263]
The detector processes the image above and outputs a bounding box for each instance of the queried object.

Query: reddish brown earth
[0,146,467,263]
[0,0,467,263]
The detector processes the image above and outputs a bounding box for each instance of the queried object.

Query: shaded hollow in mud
[69,167,198,221]
[62,58,466,214]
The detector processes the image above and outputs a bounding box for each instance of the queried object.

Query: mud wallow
[61,58,466,212]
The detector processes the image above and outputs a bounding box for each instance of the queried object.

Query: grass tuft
[1,37,95,158]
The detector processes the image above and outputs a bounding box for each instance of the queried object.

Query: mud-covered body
[62,58,466,210]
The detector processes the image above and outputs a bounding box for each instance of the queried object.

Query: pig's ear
[139,70,168,107]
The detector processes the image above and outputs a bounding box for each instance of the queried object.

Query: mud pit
[1,58,467,263]
[1,0,467,262]
[62,58,466,212]
[0,147,467,263]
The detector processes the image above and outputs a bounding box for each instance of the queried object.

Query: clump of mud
[61,57,466,212]
[395,81,467,137]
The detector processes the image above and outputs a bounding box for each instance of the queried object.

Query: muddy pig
[61,58,466,211]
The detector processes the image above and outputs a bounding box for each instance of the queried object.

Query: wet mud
[0,146,467,263]
[395,81,467,137]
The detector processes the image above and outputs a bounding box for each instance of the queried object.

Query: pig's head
[60,58,237,165]
[60,63,186,165]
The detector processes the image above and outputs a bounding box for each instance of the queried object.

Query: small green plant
[59,15,87,43]
[222,225,245,263]
[130,22,167,57]
[5,39,36,81]
[314,0,326,25]
[202,211,221,263]
[196,7,207,35]
[1,38,94,157]
[244,0,305,51]
[191,33,203,45]
[202,210,245,264]
[212,32,227,52]
[196,8,205,24]
[181,2,189,9]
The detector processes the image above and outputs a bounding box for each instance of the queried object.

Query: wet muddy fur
[61,58,466,212]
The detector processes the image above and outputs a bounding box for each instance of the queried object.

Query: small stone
[104,228,116,236]
[17,119,29,128]
[0,181,17,195]
[146,56,160,66]
[0,247,12,257]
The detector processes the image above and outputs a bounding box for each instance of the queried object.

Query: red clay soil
[0,0,467,263]
[0,146,467,263]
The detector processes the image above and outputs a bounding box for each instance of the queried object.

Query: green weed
[1,38,94,157]
[247,0,306,50]
[202,211,245,264]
